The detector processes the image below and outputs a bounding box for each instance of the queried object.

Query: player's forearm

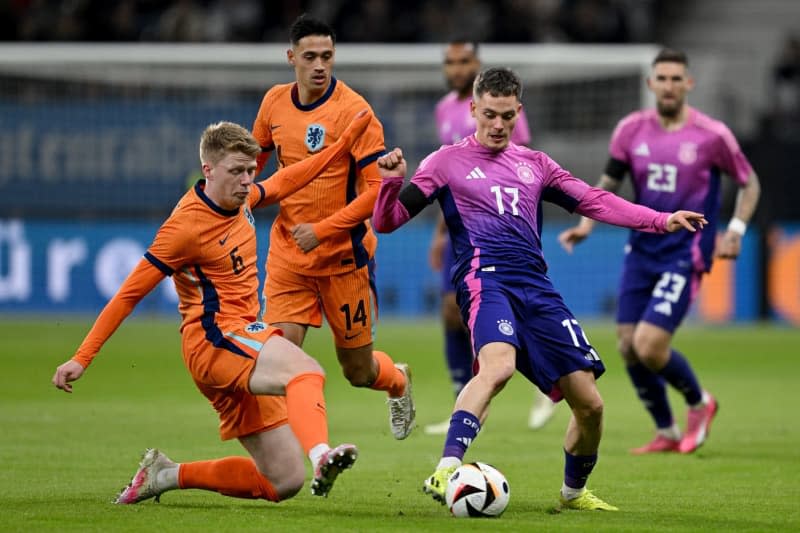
[313,156,385,238]
[580,174,622,228]
[731,171,761,224]
[372,176,411,233]
[71,259,163,368]
[260,110,371,207]
[257,143,350,207]
[576,188,669,233]
[314,184,380,239]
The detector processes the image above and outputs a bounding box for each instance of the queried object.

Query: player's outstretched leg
[310,443,358,497]
[422,465,457,504]
[387,363,416,439]
[558,369,617,512]
[115,448,177,504]
[679,391,719,453]
[424,409,481,504]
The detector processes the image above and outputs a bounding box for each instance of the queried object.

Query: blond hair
[199,121,260,165]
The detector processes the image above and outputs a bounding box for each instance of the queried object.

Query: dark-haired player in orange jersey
[52,113,370,503]
[252,14,414,440]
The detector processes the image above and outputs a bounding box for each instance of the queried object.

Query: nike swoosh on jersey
[344,331,362,340]
[270,124,281,130]
[219,233,231,246]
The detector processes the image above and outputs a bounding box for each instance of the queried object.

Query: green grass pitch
[2,318,799,532]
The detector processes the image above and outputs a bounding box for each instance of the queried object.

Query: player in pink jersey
[373,67,706,511]
[559,48,761,454]
[425,40,556,435]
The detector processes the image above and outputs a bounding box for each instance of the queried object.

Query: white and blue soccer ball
[445,462,510,518]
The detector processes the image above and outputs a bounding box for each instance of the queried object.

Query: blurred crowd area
[2,0,662,44]
[766,34,800,141]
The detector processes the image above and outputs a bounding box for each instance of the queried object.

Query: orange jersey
[71,182,265,368]
[69,129,365,369]
[253,77,386,275]
[147,182,264,331]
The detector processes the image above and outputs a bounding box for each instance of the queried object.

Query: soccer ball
[445,462,510,518]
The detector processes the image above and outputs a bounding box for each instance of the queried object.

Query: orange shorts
[263,259,378,349]
[181,321,288,441]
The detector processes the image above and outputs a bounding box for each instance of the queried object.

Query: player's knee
[271,465,306,500]
[617,336,637,362]
[342,364,373,387]
[339,356,373,387]
[478,360,515,391]
[337,346,375,387]
[631,334,659,364]
[297,352,325,377]
[573,398,604,427]
[619,345,638,364]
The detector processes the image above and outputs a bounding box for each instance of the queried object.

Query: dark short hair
[448,39,480,57]
[473,67,523,100]
[289,14,336,46]
[653,48,688,67]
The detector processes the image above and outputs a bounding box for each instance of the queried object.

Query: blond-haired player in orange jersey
[52,113,370,503]
[252,14,414,440]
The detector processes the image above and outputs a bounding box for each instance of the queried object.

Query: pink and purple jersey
[435,91,531,146]
[372,138,679,395]
[375,135,670,285]
[609,106,753,271]
[434,90,531,291]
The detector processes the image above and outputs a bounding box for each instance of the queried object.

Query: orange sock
[286,372,328,454]
[371,351,405,397]
[178,456,279,501]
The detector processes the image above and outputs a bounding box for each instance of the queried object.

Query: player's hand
[715,230,742,259]
[558,224,592,254]
[666,210,708,233]
[377,148,406,178]
[291,223,320,253]
[339,109,371,147]
[52,360,85,393]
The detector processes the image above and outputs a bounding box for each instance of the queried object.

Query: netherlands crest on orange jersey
[305,123,326,152]
[245,321,267,333]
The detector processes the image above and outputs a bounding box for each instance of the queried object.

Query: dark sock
[563,449,597,490]
[626,362,674,428]
[658,349,703,406]
[442,410,481,460]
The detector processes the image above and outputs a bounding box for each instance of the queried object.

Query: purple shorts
[456,269,605,401]
[616,250,702,333]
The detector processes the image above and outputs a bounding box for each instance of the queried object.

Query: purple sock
[442,410,481,460]
[564,449,597,490]
[658,349,702,406]
[445,328,473,397]
[626,362,674,428]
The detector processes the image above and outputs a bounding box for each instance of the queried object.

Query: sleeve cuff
[313,220,335,240]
